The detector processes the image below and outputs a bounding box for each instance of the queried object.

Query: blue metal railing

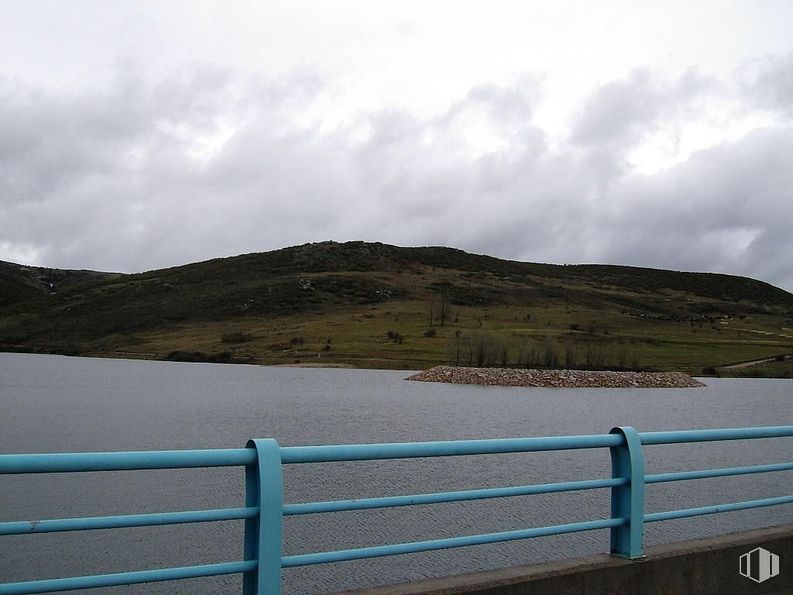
[1,425,792,594]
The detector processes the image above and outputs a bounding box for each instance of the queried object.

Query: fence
[1,425,793,594]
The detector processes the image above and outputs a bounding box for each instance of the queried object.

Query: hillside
[2,241,793,373]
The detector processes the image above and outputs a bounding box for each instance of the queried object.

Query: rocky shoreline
[407,366,705,388]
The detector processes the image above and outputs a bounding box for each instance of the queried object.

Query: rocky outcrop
[406,366,705,388]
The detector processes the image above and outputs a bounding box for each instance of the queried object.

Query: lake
[1,353,792,593]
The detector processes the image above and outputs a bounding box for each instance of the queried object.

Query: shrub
[221,331,253,344]
[456,331,508,367]
[386,330,405,344]
[164,350,236,364]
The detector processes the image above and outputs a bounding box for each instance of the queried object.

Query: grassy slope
[1,241,792,374]
[717,357,793,378]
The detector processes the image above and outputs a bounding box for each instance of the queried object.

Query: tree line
[447,331,643,370]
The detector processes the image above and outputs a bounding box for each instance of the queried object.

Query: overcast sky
[2,1,793,290]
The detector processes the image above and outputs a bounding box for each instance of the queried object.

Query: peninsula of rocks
[407,366,705,388]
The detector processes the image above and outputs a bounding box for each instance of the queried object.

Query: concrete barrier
[336,524,793,595]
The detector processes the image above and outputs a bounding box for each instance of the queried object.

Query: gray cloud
[1,63,793,292]
[571,68,713,147]
[597,125,793,289]
[743,52,793,117]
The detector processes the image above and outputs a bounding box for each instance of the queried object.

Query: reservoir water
[1,353,792,593]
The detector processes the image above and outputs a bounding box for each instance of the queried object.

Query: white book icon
[739,547,780,583]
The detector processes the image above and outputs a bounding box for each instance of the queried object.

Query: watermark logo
[739,547,780,584]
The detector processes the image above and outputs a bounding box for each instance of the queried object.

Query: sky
[2,1,793,290]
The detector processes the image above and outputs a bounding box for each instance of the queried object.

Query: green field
[717,357,793,379]
[2,241,792,374]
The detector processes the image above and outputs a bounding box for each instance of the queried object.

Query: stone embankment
[407,366,704,388]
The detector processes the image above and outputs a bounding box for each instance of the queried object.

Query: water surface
[1,353,792,593]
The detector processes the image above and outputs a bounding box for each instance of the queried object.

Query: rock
[405,366,704,388]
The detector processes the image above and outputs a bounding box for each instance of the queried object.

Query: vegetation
[164,350,241,364]
[727,360,793,379]
[221,331,254,344]
[710,356,793,379]
[2,241,793,374]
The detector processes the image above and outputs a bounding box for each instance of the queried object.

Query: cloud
[1,62,793,293]
[571,68,712,147]
[742,52,793,118]
[0,66,322,271]
[597,125,793,290]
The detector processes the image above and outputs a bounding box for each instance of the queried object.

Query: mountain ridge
[4,240,792,303]
[2,241,792,372]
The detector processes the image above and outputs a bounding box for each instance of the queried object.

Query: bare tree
[563,335,578,368]
[439,296,452,327]
[460,331,509,367]
[542,338,559,368]
[446,329,465,366]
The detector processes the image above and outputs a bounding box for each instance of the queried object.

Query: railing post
[244,439,283,594]
[609,426,645,559]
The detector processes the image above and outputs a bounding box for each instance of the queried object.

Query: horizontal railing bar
[3,426,790,473]
[279,434,623,463]
[0,507,259,536]
[281,517,626,567]
[646,461,793,484]
[0,449,255,474]
[0,560,257,595]
[645,494,793,523]
[284,477,626,515]
[639,425,793,445]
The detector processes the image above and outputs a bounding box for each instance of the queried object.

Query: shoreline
[7,350,792,380]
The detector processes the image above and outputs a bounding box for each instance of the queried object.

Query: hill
[1,241,792,373]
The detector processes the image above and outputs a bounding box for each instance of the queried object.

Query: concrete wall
[335,524,793,595]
